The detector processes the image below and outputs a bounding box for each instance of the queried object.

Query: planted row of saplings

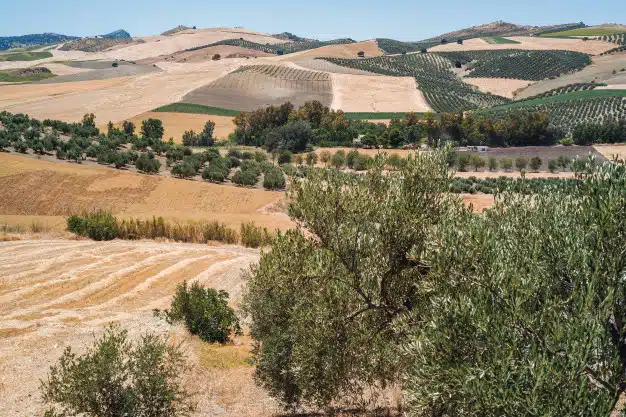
[67,211,272,248]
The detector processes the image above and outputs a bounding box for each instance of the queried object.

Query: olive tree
[243,151,457,408]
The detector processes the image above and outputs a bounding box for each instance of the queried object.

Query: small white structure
[467,145,489,152]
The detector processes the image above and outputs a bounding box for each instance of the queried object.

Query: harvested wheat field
[279,40,383,60]
[594,144,626,161]
[0,153,293,231]
[182,64,333,111]
[0,67,227,123]
[0,239,285,416]
[463,77,534,98]
[39,63,93,76]
[429,36,616,55]
[330,73,432,112]
[292,58,381,75]
[138,45,274,65]
[110,111,236,142]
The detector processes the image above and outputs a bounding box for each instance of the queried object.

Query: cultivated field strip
[182,64,333,110]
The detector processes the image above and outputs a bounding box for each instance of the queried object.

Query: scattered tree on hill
[122,120,135,136]
[212,54,221,60]
[199,120,216,146]
[470,154,486,171]
[171,162,196,179]
[182,130,199,147]
[530,156,543,172]
[515,156,529,172]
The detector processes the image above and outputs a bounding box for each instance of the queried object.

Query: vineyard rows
[481,96,626,134]
[376,39,439,54]
[233,65,331,81]
[437,50,591,80]
[322,53,511,112]
[184,38,355,56]
[518,83,604,102]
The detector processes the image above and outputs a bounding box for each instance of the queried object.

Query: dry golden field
[0,238,285,416]
[0,153,293,232]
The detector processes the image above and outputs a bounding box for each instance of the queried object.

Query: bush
[501,157,513,171]
[353,154,372,171]
[135,153,161,174]
[212,54,221,60]
[263,167,286,190]
[530,156,542,172]
[488,156,498,171]
[277,151,293,165]
[202,165,228,182]
[346,150,360,169]
[331,150,346,169]
[470,154,485,171]
[141,118,164,140]
[515,156,529,172]
[232,169,258,186]
[41,325,193,417]
[158,281,241,343]
[456,152,471,171]
[306,152,318,167]
[67,211,120,241]
[548,159,558,173]
[560,137,574,146]
[240,221,271,248]
[319,150,331,166]
[182,130,199,146]
[171,162,196,179]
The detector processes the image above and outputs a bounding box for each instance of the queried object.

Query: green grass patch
[0,51,53,62]
[154,103,241,117]
[344,112,422,120]
[483,37,521,44]
[0,70,56,83]
[479,89,626,112]
[540,28,626,37]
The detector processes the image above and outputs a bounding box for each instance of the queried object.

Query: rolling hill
[0,33,79,50]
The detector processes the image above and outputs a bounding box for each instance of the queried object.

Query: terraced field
[0,239,273,417]
[182,64,333,111]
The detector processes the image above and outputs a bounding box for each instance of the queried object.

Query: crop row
[481,96,626,135]
[185,38,355,56]
[518,83,605,102]
[375,39,439,54]
[322,53,510,112]
[438,49,591,80]
[233,65,330,81]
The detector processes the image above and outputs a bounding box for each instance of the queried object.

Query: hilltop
[420,21,586,42]
[102,29,131,38]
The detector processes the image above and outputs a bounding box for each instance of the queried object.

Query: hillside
[0,33,79,50]
[161,25,191,36]
[420,21,586,42]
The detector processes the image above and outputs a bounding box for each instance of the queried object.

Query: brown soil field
[463,77,534,99]
[40,63,93,76]
[182,65,333,111]
[515,53,626,99]
[0,239,285,416]
[330,73,432,112]
[0,153,293,231]
[594,144,626,161]
[462,193,495,212]
[428,36,616,55]
[110,111,236,142]
[36,64,160,84]
[138,45,274,65]
[279,40,383,60]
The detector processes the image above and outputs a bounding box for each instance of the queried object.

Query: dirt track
[0,239,278,417]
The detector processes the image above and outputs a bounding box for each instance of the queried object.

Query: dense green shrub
[277,151,293,165]
[158,281,241,343]
[135,153,161,174]
[456,152,471,171]
[515,156,529,171]
[263,168,286,190]
[67,211,120,241]
[202,165,227,182]
[529,156,543,172]
[488,156,498,171]
[240,222,272,248]
[41,325,193,417]
[232,169,258,186]
[171,162,196,179]
[501,157,513,171]
[331,150,346,169]
[141,118,164,140]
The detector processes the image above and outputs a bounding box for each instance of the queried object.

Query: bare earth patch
[594,144,626,161]
[331,73,432,112]
[463,77,534,99]
[107,111,236,142]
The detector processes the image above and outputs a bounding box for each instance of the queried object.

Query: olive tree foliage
[403,157,626,416]
[243,150,459,409]
[41,325,194,417]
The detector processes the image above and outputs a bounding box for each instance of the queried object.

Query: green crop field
[540,28,626,37]
[154,102,416,121]
[0,51,53,62]
[153,103,242,116]
[482,37,521,44]
[0,70,56,83]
